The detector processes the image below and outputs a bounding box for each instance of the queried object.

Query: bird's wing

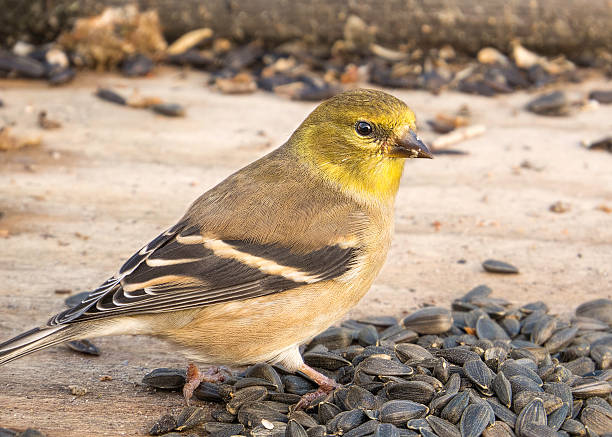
[49,222,361,325]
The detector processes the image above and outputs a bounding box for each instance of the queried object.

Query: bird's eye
[355,121,373,136]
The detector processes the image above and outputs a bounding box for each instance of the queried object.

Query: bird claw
[182,363,227,404]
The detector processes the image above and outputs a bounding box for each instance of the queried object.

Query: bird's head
[290,89,432,203]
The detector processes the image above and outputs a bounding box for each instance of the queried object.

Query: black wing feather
[49,225,360,325]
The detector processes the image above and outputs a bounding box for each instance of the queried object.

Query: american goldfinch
[0,89,431,406]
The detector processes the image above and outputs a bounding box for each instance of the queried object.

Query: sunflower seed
[327,409,365,434]
[318,402,342,424]
[246,363,284,392]
[571,380,612,399]
[394,343,434,362]
[149,414,177,435]
[356,357,414,377]
[286,419,308,437]
[142,368,186,390]
[304,351,352,370]
[358,325,380,346]
[531,317,557,345]
[435,348,481,366]
[515,398,547,437]
[402,307,453,334]
[227,386,268,414]
[545,328,579,353]
[238,403,289,427]
[205,422,245,437]
[500,360,543,386]
[306,425,326,437]
[547,403,570,431]
[492,371,512,407]
[440,391,469,424]
[482,259,519,274]
[379,400,429,425]
[176,406,206,431]
[66,339,100,356]
[425,415,460,437]
[464,359,494,393]
[310,327,355,349]
[482,420,515,437]
[560,418,586,436]
[344,385,377,409]
[283,375,316,395]
[512,390,562,414]
[477,317,510,340]
[212,409,236,423]
[459,403,495,437]
[579,405,612,435]
[374,423,400,437]
[509,375,543,395]
[486,398,518,428]
[383,381,435,404]
[575,299,612,326]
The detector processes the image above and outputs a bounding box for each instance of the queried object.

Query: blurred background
[0,1,611,436]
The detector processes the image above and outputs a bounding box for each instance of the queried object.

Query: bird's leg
[183,363,227,404]
[294,363,340,410]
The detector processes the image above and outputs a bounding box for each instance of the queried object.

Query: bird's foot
[294,364,341,410]
[183,363,228,404]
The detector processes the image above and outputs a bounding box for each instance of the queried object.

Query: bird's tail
[0,325,74,366]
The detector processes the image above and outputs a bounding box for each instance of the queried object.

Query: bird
[0,88,432,407]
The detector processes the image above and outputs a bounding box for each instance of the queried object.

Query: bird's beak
[390,129,433,159]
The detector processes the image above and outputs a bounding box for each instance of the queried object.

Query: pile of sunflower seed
[144,286,612,437]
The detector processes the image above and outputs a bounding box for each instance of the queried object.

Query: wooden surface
[0,69,611,435]
[2,0,612,56]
